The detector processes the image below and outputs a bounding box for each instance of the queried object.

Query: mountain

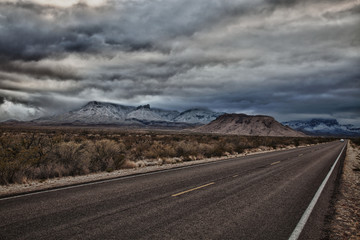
[126,105,166,122]
[35,101,136,124]
[173,108,224,124]
[32,101,221,126]
[151,108,181,121]
[195,114,306,137]
[283,119,360,136]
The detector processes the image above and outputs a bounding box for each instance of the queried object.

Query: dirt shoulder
[0,144,310,198]
[329,141,360,239]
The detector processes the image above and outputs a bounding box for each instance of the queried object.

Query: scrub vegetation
[0,126,334,185]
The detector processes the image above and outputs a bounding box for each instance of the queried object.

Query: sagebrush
[0,127,334,184]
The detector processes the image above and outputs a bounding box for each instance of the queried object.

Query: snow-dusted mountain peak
[126,107,164,122]
[136,104,151,110]
[283,118,360,136]
[33,101,224,125]
[174,108,224,124]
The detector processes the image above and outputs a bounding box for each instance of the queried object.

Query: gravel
[329,141,360,240]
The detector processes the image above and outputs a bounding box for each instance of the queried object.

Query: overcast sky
[0,0,359,124]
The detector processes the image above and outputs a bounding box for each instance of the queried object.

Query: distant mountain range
[196,114,305,137]
[283,119,360,136]
[2,101,359,137]
[32,101,224,126]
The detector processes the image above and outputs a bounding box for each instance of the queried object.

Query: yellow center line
[232,174,239,178]
[271,161,281,166]
[171,182,215,197]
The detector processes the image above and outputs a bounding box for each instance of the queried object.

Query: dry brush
[0,127,334,185]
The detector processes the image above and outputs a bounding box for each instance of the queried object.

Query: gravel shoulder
[329,141,360,239]
[0,144,307,198]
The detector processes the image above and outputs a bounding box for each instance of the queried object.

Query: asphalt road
[0,141,346,240]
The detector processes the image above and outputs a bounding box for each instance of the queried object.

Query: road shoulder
[329,140,360,239]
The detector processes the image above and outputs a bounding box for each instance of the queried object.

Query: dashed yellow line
[171,182,215,197]
[232,174,239,178]
[271,161,281,166]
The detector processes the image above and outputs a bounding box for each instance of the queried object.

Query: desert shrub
[50,141,89,176]
[29,162,67,179]
[175,141,197,158]
[143,141,162,159]
[198,143,214,158]
[233,144,245,154]
[0,135,45,184]
[130,139,152,160]
[0,127,335,185]
[160,144,177,158]
[89,139,126,172]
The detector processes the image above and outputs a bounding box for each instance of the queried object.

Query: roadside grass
[0,127,334,185]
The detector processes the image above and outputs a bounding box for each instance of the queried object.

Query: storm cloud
[0,0,359,124]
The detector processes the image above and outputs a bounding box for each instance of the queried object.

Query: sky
[0,0,359,125]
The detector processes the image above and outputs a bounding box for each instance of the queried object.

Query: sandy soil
[329,141,360,239]
[0,144,307,198]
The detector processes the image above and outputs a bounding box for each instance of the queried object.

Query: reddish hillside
[195,114,306,137]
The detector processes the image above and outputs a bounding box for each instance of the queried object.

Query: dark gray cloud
[0,0,359,125]
[0,61,79,80]
[0,0,258,61]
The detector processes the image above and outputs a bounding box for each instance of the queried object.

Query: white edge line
[0,141,336,202]
[288,142,347,240]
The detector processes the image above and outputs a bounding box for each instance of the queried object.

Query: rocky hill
[195,114,306,137]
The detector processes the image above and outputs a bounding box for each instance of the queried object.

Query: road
[0,141,346,240]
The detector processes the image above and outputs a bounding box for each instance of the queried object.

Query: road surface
[0,141,346,240]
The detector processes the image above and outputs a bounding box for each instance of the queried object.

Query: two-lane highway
[0,141,346,240]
